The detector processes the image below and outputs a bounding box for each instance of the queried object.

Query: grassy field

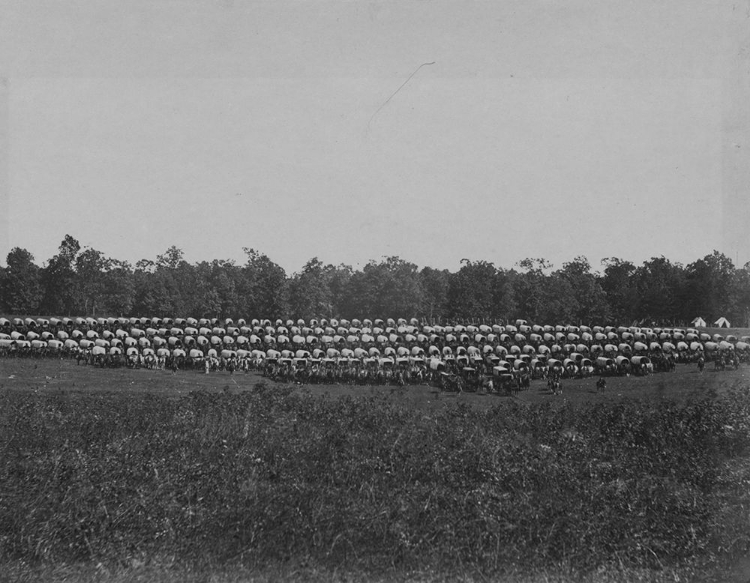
[1,357,750,582]
[1,353,748,407]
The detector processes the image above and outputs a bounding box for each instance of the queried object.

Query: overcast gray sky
[1,1,748,273]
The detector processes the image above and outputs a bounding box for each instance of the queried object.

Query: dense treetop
[1,235,748,327]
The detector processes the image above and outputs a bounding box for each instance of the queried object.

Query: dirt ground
[1,357,747,412]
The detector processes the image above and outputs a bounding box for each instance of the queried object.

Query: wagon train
[0,316,746,394]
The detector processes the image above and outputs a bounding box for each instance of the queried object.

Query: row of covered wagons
[1,316,748,373]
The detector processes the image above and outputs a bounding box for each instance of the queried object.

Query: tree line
[1,235,749,327]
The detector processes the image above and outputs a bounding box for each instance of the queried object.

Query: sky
[0,1,748,274]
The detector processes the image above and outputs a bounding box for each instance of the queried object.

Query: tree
[557,256,611,324]
[136,246,196,317]
[242,248,289,319]
[446,260,498,321]
[325,264,353,319]
[210,260,241,319]
[0,248,43,314]
[419,267,450,322]
[156,246,185,271]
[345,257,424,319]
[288,258,333,320]
[633,257,688,325]
[601,258,638,324]
[190,262,222,318]
[684,251,735,322]
[727,261,750,327]
[492,268,517,323]
[132,252,185,317]
[510,259,579,324]
[75,247,111,316]
[100,259,135,316]
[132,267,172,316]
[513,258,553,323]
[40,235,81,315]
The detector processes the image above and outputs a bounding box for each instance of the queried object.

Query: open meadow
[1,351,748,408]
[1,355,750,582]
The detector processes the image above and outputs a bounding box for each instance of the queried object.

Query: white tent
[691,316,707,328]
[714,317,731,328]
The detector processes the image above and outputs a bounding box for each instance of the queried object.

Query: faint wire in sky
[366,62,435,134]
